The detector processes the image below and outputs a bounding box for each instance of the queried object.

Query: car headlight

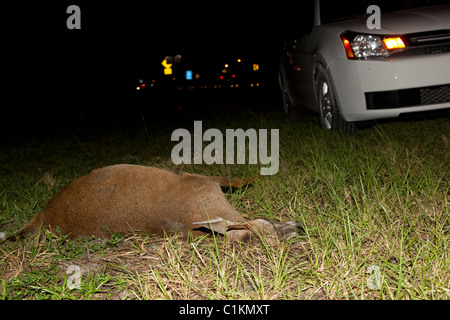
[341,32,406,59]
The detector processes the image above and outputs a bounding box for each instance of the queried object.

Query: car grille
[393,43,450,56]
[408,30,450,45]
[421,85,450,105]
[365,84,450,109]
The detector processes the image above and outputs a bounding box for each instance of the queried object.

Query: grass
[0,105,449,300]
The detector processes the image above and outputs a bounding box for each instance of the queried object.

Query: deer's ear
[192,218,234,235]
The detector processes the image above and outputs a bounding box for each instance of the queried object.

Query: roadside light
[162,59,173,75]
[383,37,405,49]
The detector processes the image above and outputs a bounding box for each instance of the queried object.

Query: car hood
[328,5,450,34]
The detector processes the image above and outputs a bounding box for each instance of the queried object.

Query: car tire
[315,64,356,134]
[278,72,297,116]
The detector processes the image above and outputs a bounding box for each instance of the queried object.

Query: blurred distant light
[219,75,224,80]
[237,59,242,63]
[139,79,144,84]
[231,74,235,78]
[186,70,193,80]
[195,73,200,79]
[225,64,229,68]
[253,64,259,71]
[136,86,140,90]
[174,55,182,64]
[162,59,173,75]
[221,68,227,74]
[164,56,174,64]
[141,83,145,88]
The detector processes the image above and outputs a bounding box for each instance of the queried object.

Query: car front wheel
[315,64,356,134]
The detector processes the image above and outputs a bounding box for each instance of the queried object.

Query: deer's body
[18,164,300,241]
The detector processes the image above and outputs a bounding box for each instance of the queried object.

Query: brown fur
[17,164,300,241]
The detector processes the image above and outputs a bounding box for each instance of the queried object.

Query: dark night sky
[61,1,311,75]
[10,1,312,75]
[4,1,314,130]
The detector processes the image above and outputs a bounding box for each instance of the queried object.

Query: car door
[289,34,317,110]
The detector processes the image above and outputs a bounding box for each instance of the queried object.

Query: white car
[279,0,450,133]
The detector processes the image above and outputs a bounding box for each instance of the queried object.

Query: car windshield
[321,0,449,24]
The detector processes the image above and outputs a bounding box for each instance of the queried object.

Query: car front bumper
[328,53,450,122]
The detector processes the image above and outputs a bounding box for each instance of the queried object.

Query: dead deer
[14,164,301,242]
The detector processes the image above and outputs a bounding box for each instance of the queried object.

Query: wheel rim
[320,81,333,130]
